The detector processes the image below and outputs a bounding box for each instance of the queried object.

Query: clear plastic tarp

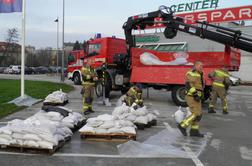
[8,95,41,107]
[118,128,212,158]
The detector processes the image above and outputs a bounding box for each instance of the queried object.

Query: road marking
[163,122,205,166]
[53,153,190,159]
[0,151,36,156]
[183,146,204,166]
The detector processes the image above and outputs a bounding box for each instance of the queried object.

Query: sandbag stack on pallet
[112,103,159,130]
[79,114,136,141]
[0,107,85,153]
[43,89,68,106]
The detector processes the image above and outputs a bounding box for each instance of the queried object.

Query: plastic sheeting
[118,128,212,158]
[8,95,41,107]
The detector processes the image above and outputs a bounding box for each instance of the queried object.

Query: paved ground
[0,75,252,166]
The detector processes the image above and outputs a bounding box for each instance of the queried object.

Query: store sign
[177,5,252,24]
[170,0,219,13]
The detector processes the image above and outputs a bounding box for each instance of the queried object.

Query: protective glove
[193,91,201,102]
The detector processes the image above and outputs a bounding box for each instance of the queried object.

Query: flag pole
[61,0,65,82]
[21,0,26,97]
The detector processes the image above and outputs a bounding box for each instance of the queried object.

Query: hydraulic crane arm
[123,6,252,53]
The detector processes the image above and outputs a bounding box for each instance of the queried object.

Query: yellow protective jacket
[81,66,97,83]
[208,69,230,88]
[185,70,204,96]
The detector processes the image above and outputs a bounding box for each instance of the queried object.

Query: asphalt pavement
[0,75,252,166]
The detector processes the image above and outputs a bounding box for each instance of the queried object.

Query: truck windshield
[88,44,101,56]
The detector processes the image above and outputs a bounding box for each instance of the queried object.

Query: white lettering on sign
[223,10,236,20]
[211,11,222,21]
[239,8,251,18]
[198,13,207,21]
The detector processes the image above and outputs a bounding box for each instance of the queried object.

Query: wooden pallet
[43,100,69,106]
[80,132,136,142]
[0,136,71,155]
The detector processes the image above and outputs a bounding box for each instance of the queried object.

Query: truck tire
[171,86,187,107]
[73,72,81,85]
[95,81,103,97]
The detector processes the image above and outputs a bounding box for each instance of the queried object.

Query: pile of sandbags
[0,108,85,149]
[79,114,136,135]
[112,103,159,125]
[44,89,68,104]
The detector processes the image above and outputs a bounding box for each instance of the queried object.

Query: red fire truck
[68,6,252,106]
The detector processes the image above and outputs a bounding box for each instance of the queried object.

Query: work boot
[177,124,187,136]
[83,111,90,115]
[208,107,216,113]
[190,129,204,138]
[223,110,229,115]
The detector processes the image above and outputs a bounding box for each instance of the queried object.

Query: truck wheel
[73,72,81,85]
[95,81,103,97]
[171,86,187,107]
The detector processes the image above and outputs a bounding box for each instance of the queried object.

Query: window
[138,42,188,52]
[88,44,101,56]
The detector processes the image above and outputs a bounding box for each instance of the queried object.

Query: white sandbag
[0,134,12,140]
[61,121,74,129]
[0,138,10,145]
[38,141,54,149]
[79,125,95,133]
[132,106,149,116]
[38,134,58,146]
[46,112,64,121]
[16,139,24,146]
[0,127,12,135]
[99,121,115,129]
[107,127,123,134]
[118,120,135,127]
[174,107,192,124]
[95,128,108,134]
[126,114,137,122]
[23,140,39,148]
[58,106,73,113]
[60,127,73,136]
[12,133,24,140]
[62,116,75,124]
[121,127,136,134]
[72,112,84,120]
[7,119,24,126]
[146,113,155,122]
[134,116,148,124]
[87,118,104,128]
[23,134,42,141]
[55,134,65,141]
[96,114,115,121]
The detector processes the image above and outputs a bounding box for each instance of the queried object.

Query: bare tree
[0,28,20,66]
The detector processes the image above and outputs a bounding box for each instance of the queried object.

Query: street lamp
[54,17,59,75]
[61,0,65,82]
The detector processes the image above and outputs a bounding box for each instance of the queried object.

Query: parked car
[12,65,21,74]
[229,75,241,86]
[25,67,35,74]
[0,67,7,73]
[35,66,50,74]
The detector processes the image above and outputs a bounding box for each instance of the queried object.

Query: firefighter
[123,85,143,109]
[208,67,231,114]
[177,61,204,137]
[81,64,97,115]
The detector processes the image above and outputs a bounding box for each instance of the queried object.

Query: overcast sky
[0,0,251,48]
